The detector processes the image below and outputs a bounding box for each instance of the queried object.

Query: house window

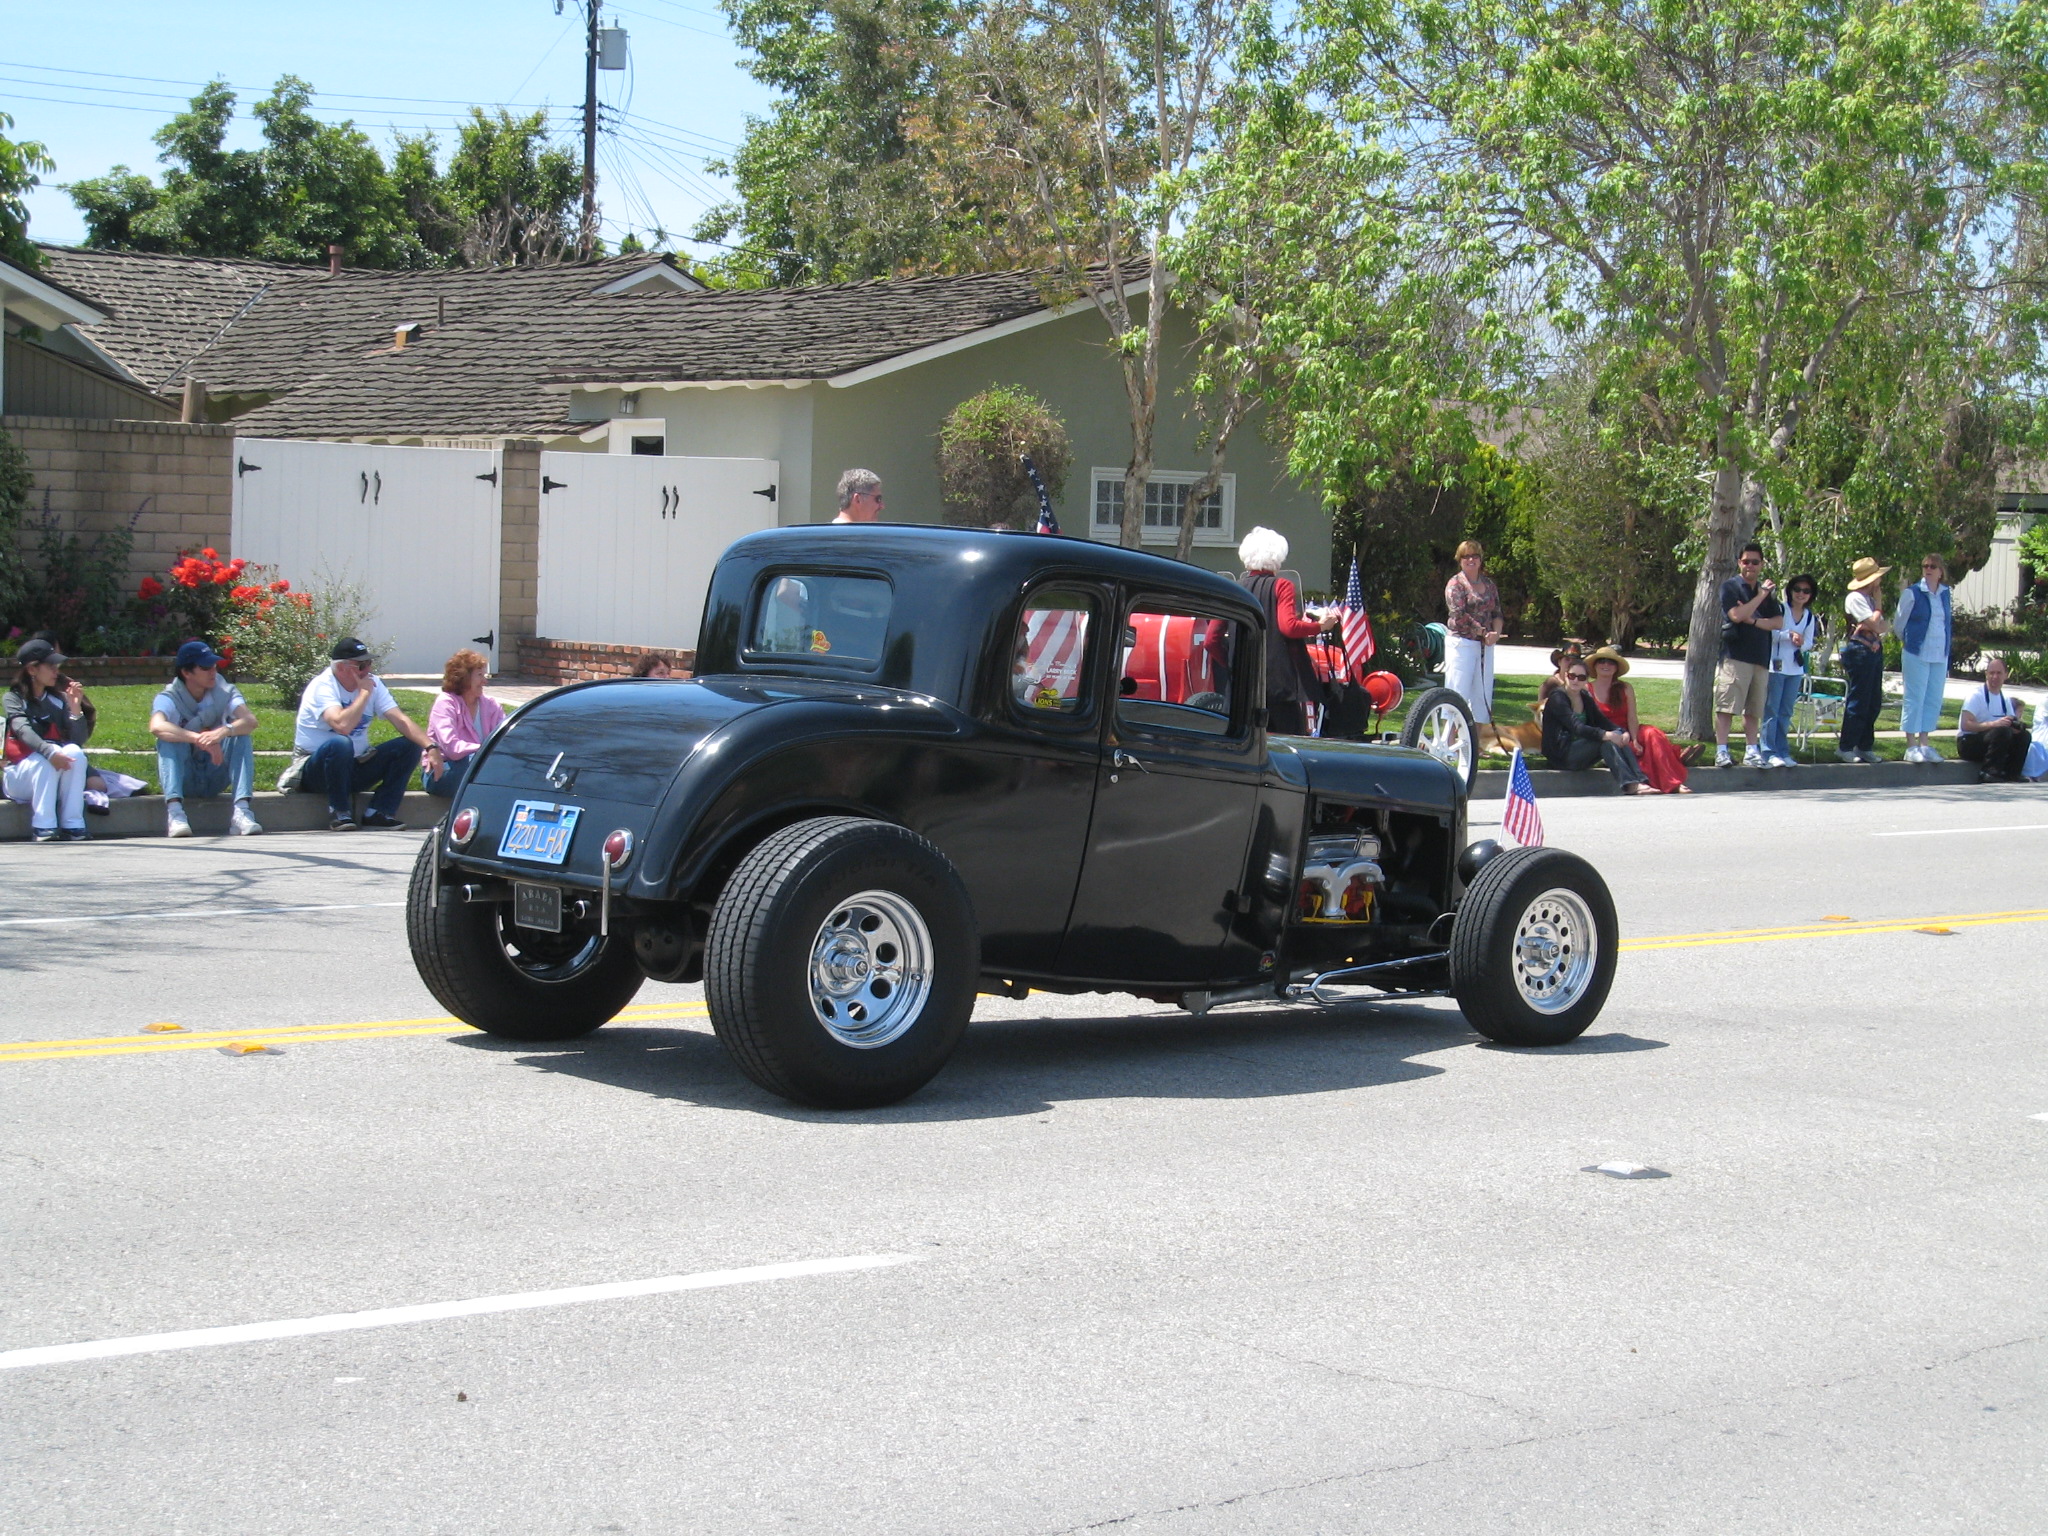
[1089,468,1235,547]
[630,435,665,456]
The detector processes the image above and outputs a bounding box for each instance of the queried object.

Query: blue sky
[3,0,773,258]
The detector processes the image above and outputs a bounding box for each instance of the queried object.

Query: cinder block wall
[499,440,540,658]
[4,416,234,586]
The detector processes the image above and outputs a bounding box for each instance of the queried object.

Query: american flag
[1338,558,1375,681]
[1022,605,1088,700]
[1022,454,1060,535]
[1502,748,1545,847]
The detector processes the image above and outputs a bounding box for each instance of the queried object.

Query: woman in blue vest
[1894,554,1952,762]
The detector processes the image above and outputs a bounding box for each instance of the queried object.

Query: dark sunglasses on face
[1567,671,1588,680]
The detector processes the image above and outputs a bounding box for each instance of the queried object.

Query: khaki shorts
[1715,657,1768,717]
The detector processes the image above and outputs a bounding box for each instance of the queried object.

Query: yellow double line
[1620,907,2048,953]
[0,1002,711,1065]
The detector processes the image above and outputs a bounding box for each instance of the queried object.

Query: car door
[1056,594,1263,985]
[941,580,1110,976]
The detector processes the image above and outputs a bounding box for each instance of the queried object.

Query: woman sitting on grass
[1586,648,1691,794]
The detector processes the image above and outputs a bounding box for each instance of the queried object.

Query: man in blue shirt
[148,640,261,838]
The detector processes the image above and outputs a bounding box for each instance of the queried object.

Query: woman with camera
[1760,574,1819,768]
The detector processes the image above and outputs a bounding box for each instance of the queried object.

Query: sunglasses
[1566,671,1589,680]
[1789,586,1815,596]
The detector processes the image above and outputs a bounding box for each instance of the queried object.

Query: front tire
[1449,845,1616,1046]
[705,817,977,1108]
[1401,686,1478,789]
[406,833,643,1041]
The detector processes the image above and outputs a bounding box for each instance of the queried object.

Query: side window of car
[1116,604,1239,737]
[1009,589,1097,716]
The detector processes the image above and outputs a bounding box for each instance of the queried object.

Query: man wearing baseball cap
[148,639,261,837]
[289,638,438,830]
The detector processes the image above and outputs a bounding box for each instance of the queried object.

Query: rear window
[749,572,892,665]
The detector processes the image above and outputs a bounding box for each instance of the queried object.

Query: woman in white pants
[1442,538,1502,723]
[4,638,92,842]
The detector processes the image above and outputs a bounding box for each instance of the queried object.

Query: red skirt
[1635,726,1688,793]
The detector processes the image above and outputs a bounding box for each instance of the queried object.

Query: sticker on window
[1011,594,1094,712]
[752,573,892,664]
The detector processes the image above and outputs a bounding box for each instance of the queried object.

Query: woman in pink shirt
[425,648,506,799]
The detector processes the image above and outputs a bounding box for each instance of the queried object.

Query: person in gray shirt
[149,639,261,837]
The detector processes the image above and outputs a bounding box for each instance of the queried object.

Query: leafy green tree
[426,109,582,267]
[935,386,1072,526]
[0,112,54,269]
[1261,0,2048,737]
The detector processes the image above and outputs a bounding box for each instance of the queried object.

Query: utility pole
[581,0,600,257]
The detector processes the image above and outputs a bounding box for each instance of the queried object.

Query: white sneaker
[230,803,263,837]
[1770,755,1796,769]
[1715,747,1734,768]
[1920,744,1943,762]
[165,802,192,838]
[1742,749,1766,769]
[1838,749,1860,763]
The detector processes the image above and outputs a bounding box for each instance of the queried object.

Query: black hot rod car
[408,526,1617,1107]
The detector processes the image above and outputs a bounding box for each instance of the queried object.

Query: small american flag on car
[1339,557,1375,678]
[1502,748,1544,847]
[1022,605,1088,701]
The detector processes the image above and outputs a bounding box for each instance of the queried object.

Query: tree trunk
[1176,387,1244,563]
[1678,464,1746,740]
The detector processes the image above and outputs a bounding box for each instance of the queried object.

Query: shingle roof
[45,245,1112,439]
[39,246,696,398]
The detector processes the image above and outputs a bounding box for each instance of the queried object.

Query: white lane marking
[0,1255,919,1371]
[1872,825,2048,838]
[0,902,405,928]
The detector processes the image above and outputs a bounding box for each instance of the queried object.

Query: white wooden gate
[231,439,502,673]
[536,452,780,651]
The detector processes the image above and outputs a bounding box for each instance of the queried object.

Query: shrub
[219,570,389,702]
[14,507,143,653]
[935,386,1072,528]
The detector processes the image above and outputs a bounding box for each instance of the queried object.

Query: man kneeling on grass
[289,638,439,831]
[149,640,261,838]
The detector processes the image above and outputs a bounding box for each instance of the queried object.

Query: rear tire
[406,833,643,1041]
[1449,845,1616,1046]
[1401,686,1478,789]
[705,817,977,1108]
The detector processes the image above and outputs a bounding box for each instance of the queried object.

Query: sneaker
[1920,744,1944,762]
[360,810,407,830]
[1837,749,1861,763]
[1904,745,1927,763]
[1769,755,1796,769]
[1715,747,1734,768]
[328,814,359,832]
[1742,749,1766,769]
[59,826,90,842]
[229,803,262,837]
[166,802,192,838]
[31,827,58,843]
[1860,750,1883,764]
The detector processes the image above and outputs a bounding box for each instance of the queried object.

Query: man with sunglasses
[1715,542,1783,769]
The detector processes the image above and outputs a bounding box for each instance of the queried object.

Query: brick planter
[514,636,695,685]
[43,655,176,686]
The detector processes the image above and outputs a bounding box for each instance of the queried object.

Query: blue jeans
[298,736,421,821]
[1760,671,1801,759]
[1838,642,1882,753]
[1901,653,1947,735]
[157,736,255,803]
[423,754,472,799]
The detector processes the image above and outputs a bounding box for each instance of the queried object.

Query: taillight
[603,828,634,867]
[449,807,478,847]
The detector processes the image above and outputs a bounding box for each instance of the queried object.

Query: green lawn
[1462,674,1963,764]
[78,683,436,795]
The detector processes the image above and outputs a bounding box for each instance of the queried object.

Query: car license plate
[499,800,581,865]
[513,882,563,933]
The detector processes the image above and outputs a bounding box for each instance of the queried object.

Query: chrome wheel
[495,908,607,983]
[1416,702,1472,779]
[1511,887,1598,1014]
[807,889,933,1049]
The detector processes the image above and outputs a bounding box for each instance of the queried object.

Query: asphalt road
[3,786,2044,1534]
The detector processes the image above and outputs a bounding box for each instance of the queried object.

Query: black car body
[411,526,1616,1106]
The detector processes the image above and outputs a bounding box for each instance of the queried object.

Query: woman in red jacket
[1236,527,1334,735]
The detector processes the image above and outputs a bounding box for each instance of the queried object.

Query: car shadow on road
[450,1002,1661,1122]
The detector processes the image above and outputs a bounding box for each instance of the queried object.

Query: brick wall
[5,415,234,587]
[499,440,540,655]
[56,655,175,686]
[515,636,695,685]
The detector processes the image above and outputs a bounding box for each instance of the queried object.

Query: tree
[1281,0,2048,737]
[431,110,582,267]
[696,0,962,285]
[946,0,1243,549]
[935,386,1072,526]
[0,112,54,269]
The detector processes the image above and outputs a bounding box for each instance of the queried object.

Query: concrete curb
[0,792,443,842]
[1471,760,1988,798]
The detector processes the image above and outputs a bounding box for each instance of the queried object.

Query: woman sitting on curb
[3,638,93,841]
[426,648,505,800]
[1541,657,1653,794]
[1586,648,1691,793]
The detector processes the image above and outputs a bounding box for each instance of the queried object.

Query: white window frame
[1088,467,1236,547]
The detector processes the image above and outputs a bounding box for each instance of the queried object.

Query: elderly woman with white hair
[1235,526,1334,734]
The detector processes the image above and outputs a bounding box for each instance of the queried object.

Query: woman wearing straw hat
[1586,647,1691,792]
[1837,557,1889,763]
